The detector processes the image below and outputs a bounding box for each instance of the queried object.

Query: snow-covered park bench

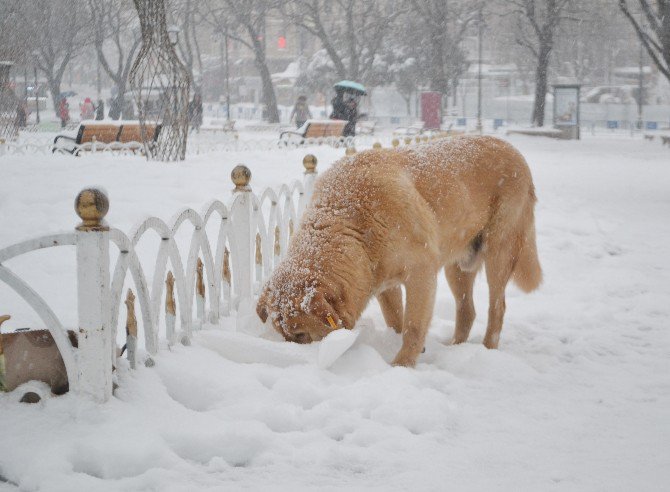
[356,120,376,135]
[52,121,161,155]
[393,121,425,136]
[201,119,236,134]
[279,119,347,145]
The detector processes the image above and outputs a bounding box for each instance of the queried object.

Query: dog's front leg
[392,268,436,367]
[377,286,404,334]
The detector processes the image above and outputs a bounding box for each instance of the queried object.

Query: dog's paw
[449,336,468,346]
[391,351,418,368]
[483,334,500,349]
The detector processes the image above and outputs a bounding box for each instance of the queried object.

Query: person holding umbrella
[329,80,366,137]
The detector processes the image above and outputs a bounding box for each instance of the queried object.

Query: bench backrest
[118,124,160,143]
[304,120,346,138]
[77,124,121,144]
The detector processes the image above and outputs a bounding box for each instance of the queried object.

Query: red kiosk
[420,91,442,130]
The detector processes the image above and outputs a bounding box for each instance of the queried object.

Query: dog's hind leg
[377,286,404,334]
[482,238,517,349]
[444,263,477,344]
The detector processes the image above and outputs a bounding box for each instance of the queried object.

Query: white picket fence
[0,155,318,402]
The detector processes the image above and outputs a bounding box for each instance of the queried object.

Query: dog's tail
[512,188,542,293]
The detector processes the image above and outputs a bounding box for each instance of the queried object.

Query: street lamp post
[476,7,484,134]
[637,37,644,130]
[225,25,230,121]
[167,25,180,47]
[32,55,40,124]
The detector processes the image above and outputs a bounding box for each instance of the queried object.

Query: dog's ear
[256,293,269,323]
[310,291,341,330]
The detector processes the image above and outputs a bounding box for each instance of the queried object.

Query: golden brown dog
[257,136,542,366]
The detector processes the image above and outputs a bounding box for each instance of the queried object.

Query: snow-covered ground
[1,135,669,491]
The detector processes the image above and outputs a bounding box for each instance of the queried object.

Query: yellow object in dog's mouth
[326,315,338,330]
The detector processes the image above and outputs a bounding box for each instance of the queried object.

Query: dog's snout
[293,332,311,344]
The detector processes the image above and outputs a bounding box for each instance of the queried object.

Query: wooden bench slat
[118,124,158,143]
[303,121,346,138]
[79,125,121,144]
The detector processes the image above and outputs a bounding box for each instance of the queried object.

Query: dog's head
[256,285,342,344]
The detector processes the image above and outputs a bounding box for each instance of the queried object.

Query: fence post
[230,165,254,321]
[302,154,318,213]
[74,188,112,402]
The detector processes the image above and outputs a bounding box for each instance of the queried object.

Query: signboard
[554,86,578,126]
[552,84,581,140]
[420,91,442,130]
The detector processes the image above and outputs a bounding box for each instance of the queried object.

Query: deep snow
[1,134,669,491]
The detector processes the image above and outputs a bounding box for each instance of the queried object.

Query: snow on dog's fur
[257,136,542,366]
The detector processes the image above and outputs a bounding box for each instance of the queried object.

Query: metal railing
[0,155,318,402]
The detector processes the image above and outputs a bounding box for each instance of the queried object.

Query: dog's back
[311,136,541,292]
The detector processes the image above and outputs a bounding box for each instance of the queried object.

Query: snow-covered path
[1,136,669,491]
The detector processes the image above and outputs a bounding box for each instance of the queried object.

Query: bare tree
[0,3,29,62]
[88,0,141,119]
[283,0,406,85]
[205,0,280,123]
[169,0,206,86]
[14,0,89,112]
[508,0,574,126]
[408,1,479,104]
[619,0,670,82]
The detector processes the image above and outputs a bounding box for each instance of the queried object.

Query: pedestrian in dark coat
[95,99,105,120]
[290,95,312,128]
[188,93,203,131]
[58,97,70,128]
[15,100,28,128]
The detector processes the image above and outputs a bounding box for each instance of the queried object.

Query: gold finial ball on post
[391,138,399,148]
[231,164,252,192]
[303,154,317,174]
[75,188,109,231]
[345,147,356,156]
[404,137,412,145]
[372,142,382,149]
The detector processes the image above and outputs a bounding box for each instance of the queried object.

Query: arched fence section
[0,154,321,402]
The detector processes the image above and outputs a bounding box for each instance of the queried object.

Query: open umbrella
[58,91,77,99]
[333,80,367,95]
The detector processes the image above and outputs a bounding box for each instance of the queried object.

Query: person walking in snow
[80,97,95,120]
[188,92,203,132]
[290,95,312,129]
[58,97,70,128]
[95,99,105,120]
[15,100,28,128]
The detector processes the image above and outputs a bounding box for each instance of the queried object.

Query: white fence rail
[0,155,319,402]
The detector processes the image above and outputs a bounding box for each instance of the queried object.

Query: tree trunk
[250,36,279,123]
[47,77,62,113]
[429,31,449,94]
[532,44,551,127]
